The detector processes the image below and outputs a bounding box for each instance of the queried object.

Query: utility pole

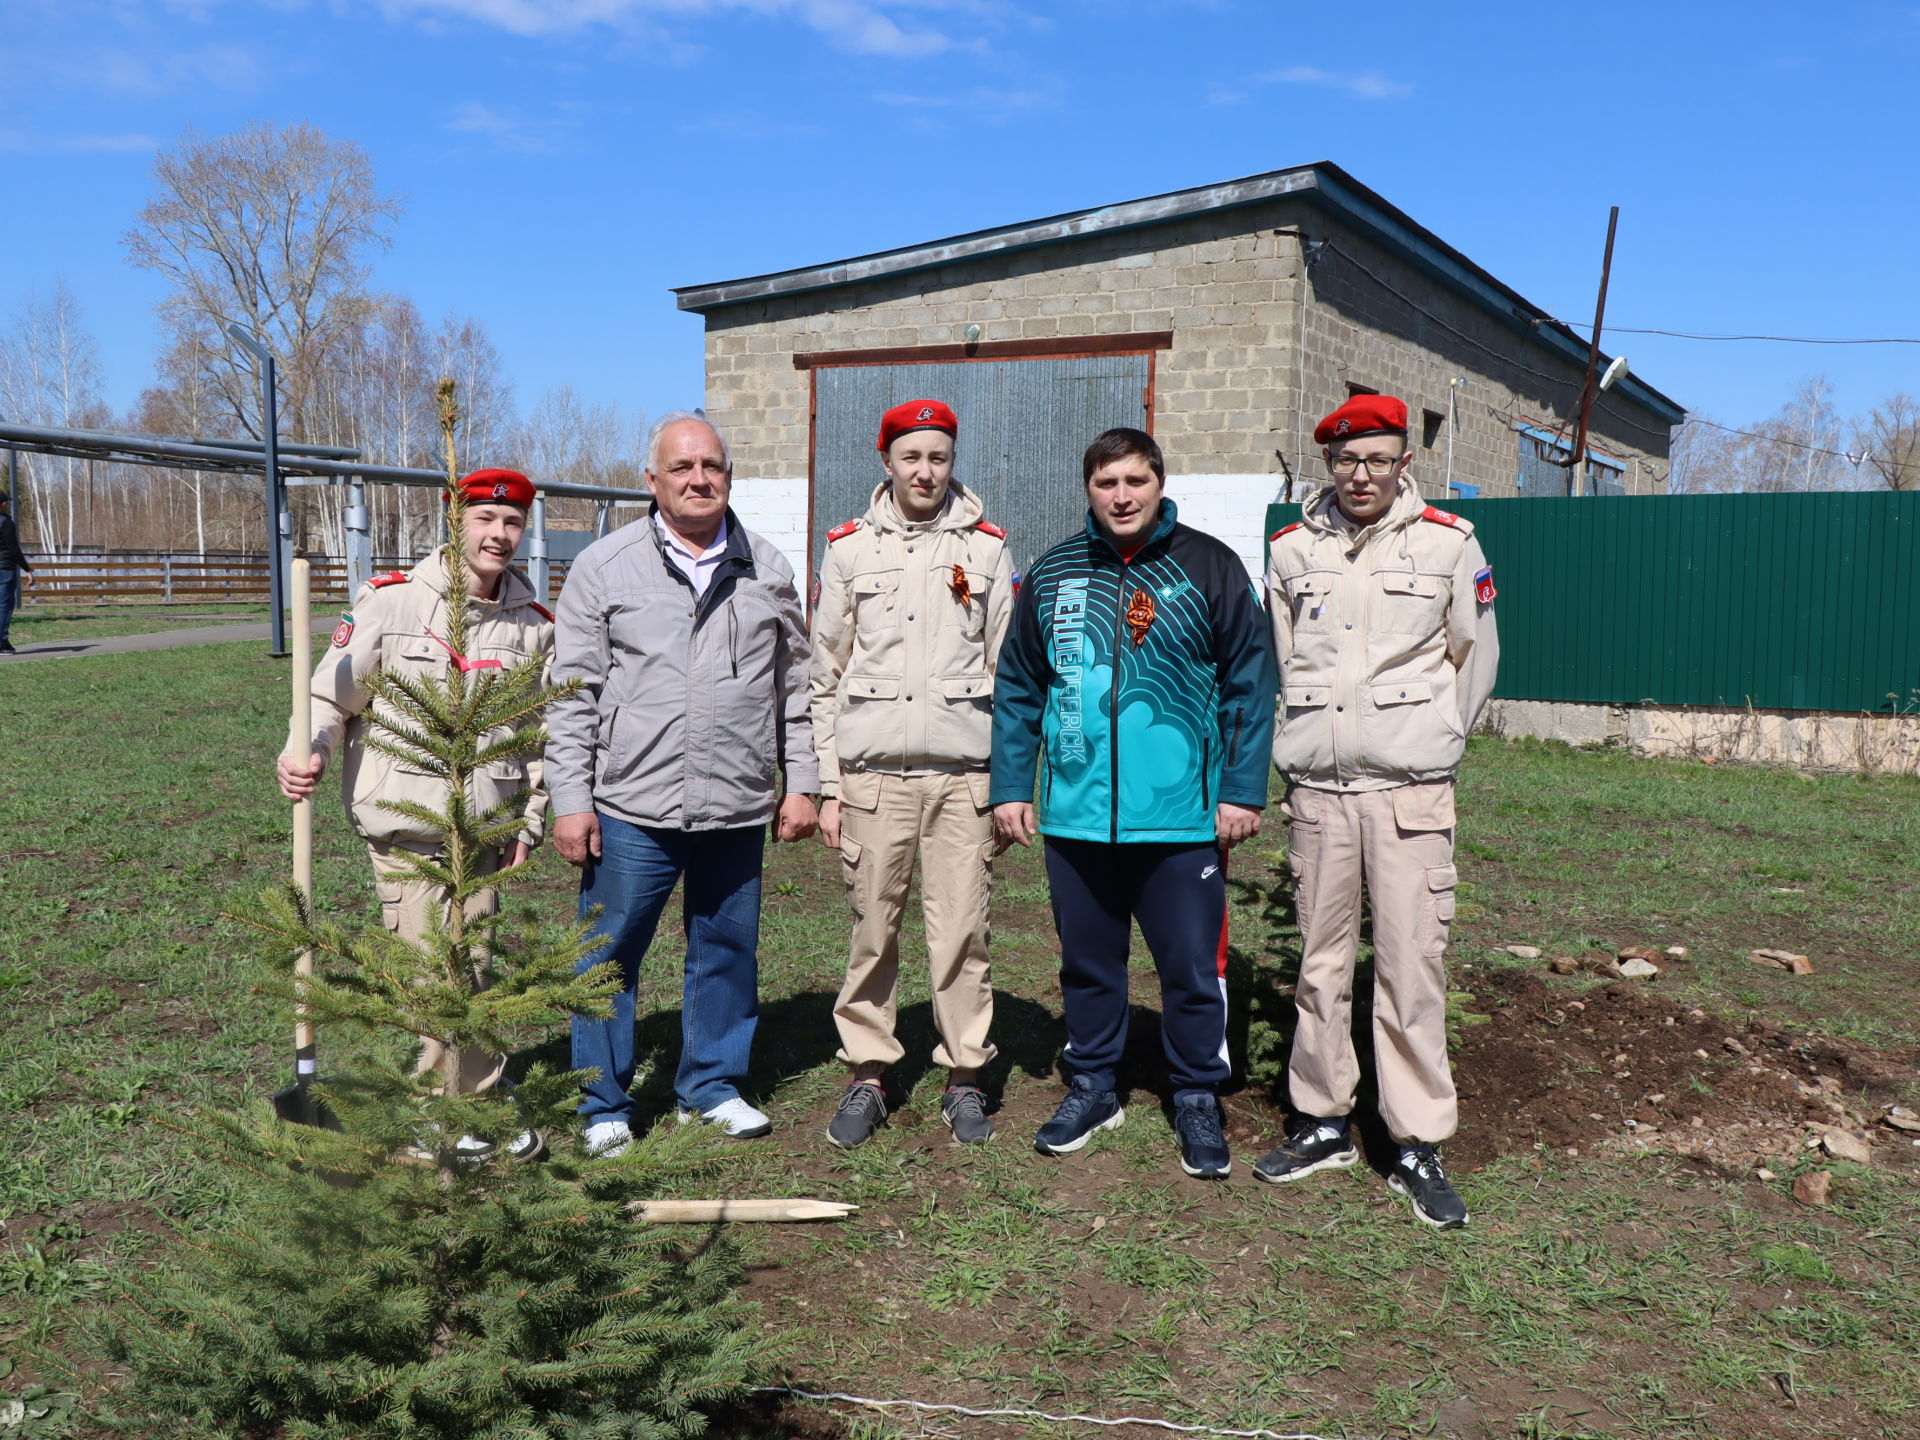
[226,325,288,657]
[1561,206,1620,496]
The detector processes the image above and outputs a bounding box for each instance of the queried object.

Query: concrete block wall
[726,474,809,583]
[699,193,1675,576]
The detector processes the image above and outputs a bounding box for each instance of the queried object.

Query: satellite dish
[1599,355,1630,391]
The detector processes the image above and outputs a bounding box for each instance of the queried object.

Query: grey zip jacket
[545,506,819,829]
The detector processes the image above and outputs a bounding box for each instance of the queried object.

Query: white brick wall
[1167,473,1285,580]
[727,475,810,582]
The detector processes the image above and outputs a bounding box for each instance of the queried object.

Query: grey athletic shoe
[941,1085,994,1145]
[1388,1146,1470,1230]
[1251,1117,1359,1185]
[826,1081,888,1149]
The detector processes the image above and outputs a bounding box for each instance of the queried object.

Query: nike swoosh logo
[1201,864,1219,879]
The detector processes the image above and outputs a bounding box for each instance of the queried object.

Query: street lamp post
[226,325,288,657]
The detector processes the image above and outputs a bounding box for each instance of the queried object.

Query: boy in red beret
[276,469,555,1161]
[1258,396,1500,1228]
[808,399,1015,1149]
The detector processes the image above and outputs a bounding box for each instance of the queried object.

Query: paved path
[1,616,335,664]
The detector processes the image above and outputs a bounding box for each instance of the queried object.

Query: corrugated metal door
[1264,492,1920,713]
[811,354,1151,582]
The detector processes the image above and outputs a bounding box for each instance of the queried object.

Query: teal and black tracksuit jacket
[991,501,1277,1096]
[990,500,1277,843]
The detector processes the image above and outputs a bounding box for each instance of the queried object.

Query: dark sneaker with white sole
[826,1081,888,1149]
[1172,1093,1231,1178]
[1252,1117,1359,1185]
[941,1085,994,1145]
[1388,1146,1469,1229]
[1035,1076,1124,1155]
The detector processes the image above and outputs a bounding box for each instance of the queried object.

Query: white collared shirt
[654,512,729,598]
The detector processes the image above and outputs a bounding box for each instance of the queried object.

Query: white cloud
[1263,65,1411,100]
[370,0,958,54]
[0,128,159,153]
[872,84,1053,111]
[13,41,264,98]
[443,100,577,151]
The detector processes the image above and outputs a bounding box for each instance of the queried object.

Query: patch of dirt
[1448,964,1920,1174]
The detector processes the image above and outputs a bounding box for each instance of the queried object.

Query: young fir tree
[90,382,771,1439]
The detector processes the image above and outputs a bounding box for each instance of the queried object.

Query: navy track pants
[1042,837,1230,1099]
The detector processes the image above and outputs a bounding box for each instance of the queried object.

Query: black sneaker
[1251,1117,1359,1185]
[1034,1076,1124,1155]
[826,1081,887,1149]
[1172,1093,1231,1179]
[941,1085,994,1145]
[1388,1146,1470,1230]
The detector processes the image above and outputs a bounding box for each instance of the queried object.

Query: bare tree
[0,280,109,553]
[124,122,403,443]
[1856,393,1920,491]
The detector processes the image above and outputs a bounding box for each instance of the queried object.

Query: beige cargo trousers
[367,841,508,1095]
[833,769,998,1072]
[1286,779,1458,1145]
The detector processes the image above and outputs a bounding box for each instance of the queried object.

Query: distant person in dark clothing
[0,490,35,655]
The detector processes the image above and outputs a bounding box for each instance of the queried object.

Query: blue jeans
[0,569,17,648]
[572,815,765,1122]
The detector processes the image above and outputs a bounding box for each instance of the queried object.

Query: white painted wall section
[727,476,810,585]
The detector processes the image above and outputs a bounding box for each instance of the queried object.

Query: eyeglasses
[1327,454,1405,477]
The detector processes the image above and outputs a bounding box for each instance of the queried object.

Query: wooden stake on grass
[630,1199,857,1224]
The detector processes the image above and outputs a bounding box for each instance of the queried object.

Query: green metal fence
[1263,493,1920,714]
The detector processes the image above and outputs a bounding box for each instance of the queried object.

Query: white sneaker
[583,1119,633,1157]
[403,1129,495,1164]
[677,1097,772,1138]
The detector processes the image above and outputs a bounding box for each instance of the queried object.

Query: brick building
[673,162,1684,583]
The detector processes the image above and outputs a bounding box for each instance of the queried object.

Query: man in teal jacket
[992,427,1276,1178]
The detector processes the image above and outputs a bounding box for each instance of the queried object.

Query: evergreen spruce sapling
[90,381,771,1439]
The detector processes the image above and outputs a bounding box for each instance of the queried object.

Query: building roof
[673,161,1684,425]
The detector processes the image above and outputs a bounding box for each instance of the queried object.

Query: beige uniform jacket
[1267,479,1499,791]
[298,550,555,848]
[809,481,1014,798]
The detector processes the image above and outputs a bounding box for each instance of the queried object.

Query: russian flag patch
[1473,566,1496,605]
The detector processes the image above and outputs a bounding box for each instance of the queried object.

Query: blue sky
[5,0,1918,438]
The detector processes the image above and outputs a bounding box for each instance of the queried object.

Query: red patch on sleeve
[331,614,354,648]
[974,519,1007,540]
[1474,566,1496,604]
[368,570,410,588]
[1420,506,1460,528]
[1269,521,1304,542]
[827,519,861,543]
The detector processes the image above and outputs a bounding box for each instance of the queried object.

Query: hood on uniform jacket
[865,479,986,535]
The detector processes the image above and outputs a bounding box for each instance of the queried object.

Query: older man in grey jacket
[548,412,819,1154]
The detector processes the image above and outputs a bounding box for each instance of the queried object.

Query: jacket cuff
[783,758,821,793]
[987,780,1034,807]
[548,783,596,818]
[1220,785,1269,809]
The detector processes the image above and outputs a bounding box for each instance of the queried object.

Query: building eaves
[673,163,1684,425]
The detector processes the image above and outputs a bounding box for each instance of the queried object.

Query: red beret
[878,399,958,453]
[1314,394,1409,446]
[446,468,535,509]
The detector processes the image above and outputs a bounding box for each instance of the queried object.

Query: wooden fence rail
[20,556,576,606]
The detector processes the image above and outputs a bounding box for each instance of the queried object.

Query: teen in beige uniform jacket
[1266,476,1498,1148]
[810,478,1014,1082]
[300,548,554,1091]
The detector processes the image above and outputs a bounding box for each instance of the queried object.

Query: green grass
[7,602,269,644]
[2,644,1918,1438]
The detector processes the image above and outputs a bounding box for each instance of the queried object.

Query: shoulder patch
[1420,506,1460,528]
[827,519,862,543]
[527,601,554,623]
[331,612,354,648]
[368,570,410,588]
[1269,521,1304,542]
[974,519,1007,540]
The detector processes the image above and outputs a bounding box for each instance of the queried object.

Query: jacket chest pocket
[1375,570,1448,633]
[933,564,990,641]
[850,570,903,644]
[1289,573,1337,625]
[384,632,443,677]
